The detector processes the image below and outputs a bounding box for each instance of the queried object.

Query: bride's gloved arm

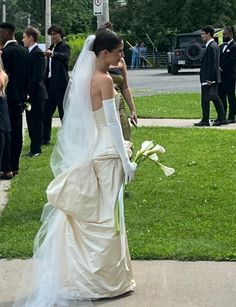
[103,98,136,184]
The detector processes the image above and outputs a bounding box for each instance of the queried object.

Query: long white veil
[13,35,96,307]
[51,34,97,177]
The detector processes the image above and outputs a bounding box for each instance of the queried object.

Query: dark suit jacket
[220,40,236,80]
[45,40,71,92]
[0,95,11,132]
[1,42,29,104]
[200,40,221,83]
[28,45,48,102]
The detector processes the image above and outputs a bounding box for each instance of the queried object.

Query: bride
[14,30,137,306]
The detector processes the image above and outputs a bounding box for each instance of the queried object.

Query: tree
[110,0,236,51]
[0,0,93,34]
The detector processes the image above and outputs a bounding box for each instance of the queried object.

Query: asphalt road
[127,68,201,96]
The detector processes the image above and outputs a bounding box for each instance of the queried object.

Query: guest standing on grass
[0,69,12,180]
[22,27,48,157]
[194,26,226,127]
[0,22,28,178]
[42,25,71,145]
[218,26,236,124]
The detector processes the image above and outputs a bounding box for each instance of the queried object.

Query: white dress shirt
[28,43,38,53]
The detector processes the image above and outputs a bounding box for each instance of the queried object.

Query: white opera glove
[103,98,136,184]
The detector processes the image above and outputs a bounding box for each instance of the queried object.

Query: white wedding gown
[14,95,135,306]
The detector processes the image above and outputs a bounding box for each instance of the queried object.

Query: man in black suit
[42,25,71,145]
[218,26,236,124]
[0,22,28,175]
[22,26,48,157]
[195,26,226,127]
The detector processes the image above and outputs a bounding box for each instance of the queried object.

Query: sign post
[45,0,51,48]
[93,0,109,29]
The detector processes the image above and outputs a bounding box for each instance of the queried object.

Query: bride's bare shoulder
[91,72,113,88]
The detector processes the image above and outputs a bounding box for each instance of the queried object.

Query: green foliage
[110,0,236,51]
[3,0,92,35]
[4,0,236,52]
[65,33,88,70]
[1,127,236,260]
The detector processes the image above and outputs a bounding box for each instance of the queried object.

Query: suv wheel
[172,64,178,75]
[186,43,203,61]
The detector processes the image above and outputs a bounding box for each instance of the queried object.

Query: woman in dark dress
[0,69,12,180]
[109,58,137,142]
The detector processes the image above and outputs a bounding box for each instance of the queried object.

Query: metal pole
[27,13,31,26]
[97,0,109,29]
[45,0,51,48]
[2,0,6,22]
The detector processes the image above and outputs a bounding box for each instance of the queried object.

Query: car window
[176,36,204,48]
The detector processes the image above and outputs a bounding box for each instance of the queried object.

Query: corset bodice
[93,95,120,158]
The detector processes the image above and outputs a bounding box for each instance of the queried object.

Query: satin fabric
[46,95,136,298]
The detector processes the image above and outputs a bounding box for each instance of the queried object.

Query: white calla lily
[152,144,165,153]
[133,140,175,177]
[147,153,158,162]
[158,163,175,176]
[140,141,154,153]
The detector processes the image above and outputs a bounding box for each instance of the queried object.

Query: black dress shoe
[213,120,227,126]
[227,119,236,124]
[25,152,40,157]
[0,172,13,180]
[194,121,210,126]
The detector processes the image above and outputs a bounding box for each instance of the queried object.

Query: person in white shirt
[22,26,48,157]
[0,22,28,177]
[218,26,236,123]
[194,25,226,127]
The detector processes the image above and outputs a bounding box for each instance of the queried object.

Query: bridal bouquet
[115,140,175,234]
[126,140,175,176]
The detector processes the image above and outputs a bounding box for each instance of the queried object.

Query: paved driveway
[128,68,201,96]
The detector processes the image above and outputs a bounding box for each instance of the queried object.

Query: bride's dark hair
[93,29,122,56]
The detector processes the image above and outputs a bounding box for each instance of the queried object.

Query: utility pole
[45,0,51,48]
[2,0,6,22]
[27,13,31,26]
[96,0,109,29]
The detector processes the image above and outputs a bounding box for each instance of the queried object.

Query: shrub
[65,33,89,70]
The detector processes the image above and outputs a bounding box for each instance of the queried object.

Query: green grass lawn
[134,93,218,119]
[1,127,236,260]
[53,93,217,119]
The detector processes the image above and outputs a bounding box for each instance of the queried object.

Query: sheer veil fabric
[51,34,97,177]
[13,35,97,307]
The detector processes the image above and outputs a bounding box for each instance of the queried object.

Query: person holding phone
[98,23,138,141]
[109,58,138,141]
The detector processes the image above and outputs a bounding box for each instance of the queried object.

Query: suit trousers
[201,84,226,122]
[218,80,236,120]
[43,85,66,142]
[4,102,23,172]
[0,131,11,172]
[26,99,45,154]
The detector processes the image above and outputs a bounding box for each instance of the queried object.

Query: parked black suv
[167,32,205,74]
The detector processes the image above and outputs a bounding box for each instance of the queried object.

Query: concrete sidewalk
[51,117,236,129]
[0,260,236,307]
